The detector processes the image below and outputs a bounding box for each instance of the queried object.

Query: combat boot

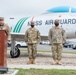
[32,59,36,64]
[27,59,33,64]
[52,60,57,65]
[57,60,62,65]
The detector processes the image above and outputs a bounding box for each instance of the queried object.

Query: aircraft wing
[11,33,25,41]
[11,33,48,41]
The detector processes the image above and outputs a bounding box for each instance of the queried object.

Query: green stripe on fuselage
[13,17,29,33]
[13,18,24,32]
[17,18,28,32]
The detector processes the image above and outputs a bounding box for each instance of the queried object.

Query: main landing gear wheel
[10,46,20,58]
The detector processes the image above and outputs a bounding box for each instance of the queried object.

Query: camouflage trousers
[52,43,63,60]
[28,44,37,59]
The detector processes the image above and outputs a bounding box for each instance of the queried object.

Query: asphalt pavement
[7,44,76,69]
[7,51,76,69]
[37,44,76,52]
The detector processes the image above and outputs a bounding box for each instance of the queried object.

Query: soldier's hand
[50,42,52,44]
[26,42,28,45]
[62,41,64,44]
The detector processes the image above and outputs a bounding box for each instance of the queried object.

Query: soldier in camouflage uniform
[25,21,41,64]
[48,19,66,65]
[0,17,10,39]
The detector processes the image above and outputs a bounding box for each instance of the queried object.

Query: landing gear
[10,46,20,58]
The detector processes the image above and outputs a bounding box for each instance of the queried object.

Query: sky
[0,0,76,18]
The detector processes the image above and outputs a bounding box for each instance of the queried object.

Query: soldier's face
[31,24,34,28]
[0,20,4,26]
[54,22,59,26]
[30,22,34,28]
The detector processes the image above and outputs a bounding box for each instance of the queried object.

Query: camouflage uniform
[25,26,41,64]
[0,17,10,39]
[48,20,66,65]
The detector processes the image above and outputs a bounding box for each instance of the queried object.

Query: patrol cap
[0,17,4,21]
[30,21,35,25]
[54,19,59,23]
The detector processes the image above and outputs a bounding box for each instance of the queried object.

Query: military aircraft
[5,6,76,58]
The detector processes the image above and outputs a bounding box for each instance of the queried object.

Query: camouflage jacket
[0,24,10,39]
[25,27,41,44]
[48,26,66,44]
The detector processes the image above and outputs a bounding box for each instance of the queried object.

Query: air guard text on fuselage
[27,18,76,26]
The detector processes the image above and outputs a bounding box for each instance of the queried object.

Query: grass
[18,49,76,54]
[63,52,76,54]
[7,47,76,54]
[16,68,76,75]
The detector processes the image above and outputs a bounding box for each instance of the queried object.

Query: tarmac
[7,51,76,70]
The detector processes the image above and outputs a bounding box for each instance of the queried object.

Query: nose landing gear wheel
[10,46,20,58]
